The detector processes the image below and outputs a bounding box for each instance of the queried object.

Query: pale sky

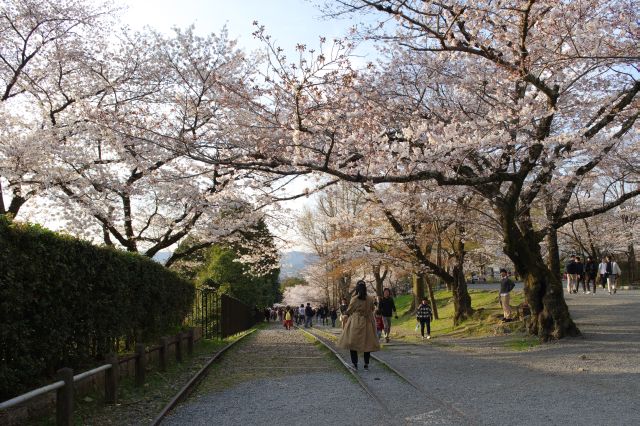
[119,0,374,58]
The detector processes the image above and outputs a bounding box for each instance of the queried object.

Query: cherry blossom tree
[0,0,114,216]
[170,1,639,340]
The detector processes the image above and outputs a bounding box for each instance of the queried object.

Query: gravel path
[371,290,640,425]
[164,291,640,426]
[162,326,386,426]
[305,328,470,425]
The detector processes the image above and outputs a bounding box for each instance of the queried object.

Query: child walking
[284,308,293,330]
[374,310,384,340]
[416,299,433,340]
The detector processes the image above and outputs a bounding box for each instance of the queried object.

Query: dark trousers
[600,274,607,289]
[577,275,586,292]
[586,274,596,293]
[419,318,431,336]
[350,350,370,366]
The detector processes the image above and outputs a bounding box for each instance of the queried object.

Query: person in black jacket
[584,256,598,294]
[565,255,578,294]
[499,269,515,322]
[378,288,397,343]
[304,303,314,328]
[329,307,338,327]
[416,299,433,340]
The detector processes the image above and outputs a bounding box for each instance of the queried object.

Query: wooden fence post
[187,329,194,356]
[56,368,74,426]
[175,333,183,363]
[159,337,168,372]
[135,344,146,386]
[104,353,118,404]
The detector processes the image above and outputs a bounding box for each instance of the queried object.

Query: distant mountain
[280,251,318,278]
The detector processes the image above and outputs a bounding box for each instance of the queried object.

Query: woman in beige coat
[338,280,380,370]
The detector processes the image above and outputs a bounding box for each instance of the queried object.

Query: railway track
[301,325,476,425]
[153,324,473,425]
[150,329,256,426]
[154,324,386,426]
[295,325,391,415]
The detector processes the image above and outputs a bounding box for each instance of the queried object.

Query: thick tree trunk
[372,264,387,297]
[546,227,561,280]
[339,274,351,299]
[451,266,473,325]
[423,273,439,320]
[411,273,424,312]
[505,229,580,340]
[451,236,474,325]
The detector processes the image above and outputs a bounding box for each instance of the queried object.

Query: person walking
[339,298,349,329]
[416,299,433,340]
[584,256,597,294]
[575,256,586,293]
[329,307,338,327]
[320,305,328,326]
[304,303,314,328]
[374,310,384,340]
[338,280,380,371]
[598,257,608,291]
[298,304,305,325]
[378,288,398,343]
[605,255,622,295]
[499,268,515,322]
[565,255,578,294]
[284,308,293,330]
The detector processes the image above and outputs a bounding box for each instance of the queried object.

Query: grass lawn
[390,289,526,342]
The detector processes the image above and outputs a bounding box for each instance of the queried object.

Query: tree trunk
[628,244,637,284]
[451,264,473,325]
[372,264,386,297]
[0,178,5,214]
[411,273,424,312]
[546,227,561,280]
[451,235,473,325]
[505,228,580,340]
[437,235,449,291]
[423,273,439,320]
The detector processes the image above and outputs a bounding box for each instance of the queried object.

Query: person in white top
[605,255,622,295]
[598,258,608,291]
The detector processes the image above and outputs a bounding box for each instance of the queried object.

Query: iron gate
[187,288,259,339]
[186,287,221,339]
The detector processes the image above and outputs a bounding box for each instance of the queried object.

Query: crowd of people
[262,304,340,330]
[261,286,412,341]
[260,257,625,369]
[261,282,436,368]
[565,255,623,295]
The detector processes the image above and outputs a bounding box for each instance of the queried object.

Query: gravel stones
[163,326,385,426]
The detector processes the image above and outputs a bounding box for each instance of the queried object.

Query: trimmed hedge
[0,217,194,400]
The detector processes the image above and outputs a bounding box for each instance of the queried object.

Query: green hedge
[0,217,194,400]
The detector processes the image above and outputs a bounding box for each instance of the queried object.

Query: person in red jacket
[374,310,384,340]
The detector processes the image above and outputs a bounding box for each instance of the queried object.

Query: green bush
[0,217,194,400]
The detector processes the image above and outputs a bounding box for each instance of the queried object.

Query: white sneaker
[421,336,425,340]
[426,335,431,340]
[587,291,591,294]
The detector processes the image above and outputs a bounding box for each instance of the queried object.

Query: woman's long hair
[355,280,367,300]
